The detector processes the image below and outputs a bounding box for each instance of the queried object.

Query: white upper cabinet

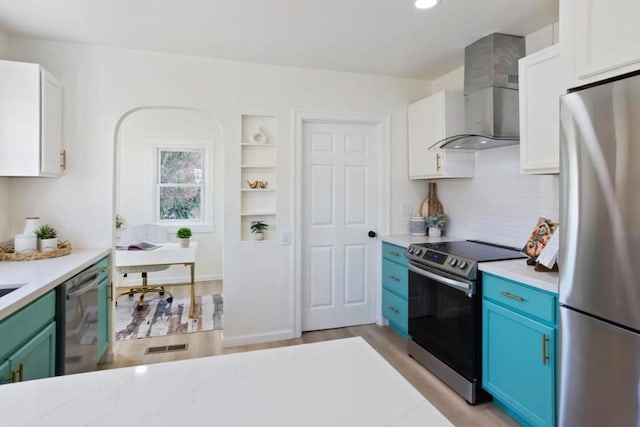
[407,91,474,179]
[519,45,564,174]
[0,60,63,177]
[562,0,640,87]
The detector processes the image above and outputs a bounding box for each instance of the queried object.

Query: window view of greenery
[158,149,204,220]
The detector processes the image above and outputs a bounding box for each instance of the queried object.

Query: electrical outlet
[280,229,292,246]
[401,203,413,217]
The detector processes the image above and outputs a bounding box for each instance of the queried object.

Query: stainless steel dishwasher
[63,264,100,374]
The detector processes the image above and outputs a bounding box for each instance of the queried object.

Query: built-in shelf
[241,114,277,241]
[240,211,277,216]
[241,164,276,168]
[241,188,276,192]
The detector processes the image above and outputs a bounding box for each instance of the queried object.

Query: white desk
[114,242,197,317]
[0,337,453,426]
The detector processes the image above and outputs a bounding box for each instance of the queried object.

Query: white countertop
[479,259,559,294]
[381,234,462,248]
[0,337,452,427]
[0,248,111,320]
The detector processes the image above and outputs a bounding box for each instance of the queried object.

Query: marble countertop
[0,337,452,427]
[479,259,559,294]
[0,248,110,320]
[381,234,462,248]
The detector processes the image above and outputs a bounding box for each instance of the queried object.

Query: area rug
[114,293,223,341]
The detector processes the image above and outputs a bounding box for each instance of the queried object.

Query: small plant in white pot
[250,220,269,241]
[425,213,447,237]
[176,227,192,248]
[35,224,58,252]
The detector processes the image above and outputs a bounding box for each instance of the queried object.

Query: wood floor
[100,282,518,427]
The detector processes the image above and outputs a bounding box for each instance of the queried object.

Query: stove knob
[448,258,458,267]
[458,260,468,269]
[414,248,422,256]
[408,247,415,254]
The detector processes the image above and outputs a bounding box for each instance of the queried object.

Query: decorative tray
[0,241,72,262]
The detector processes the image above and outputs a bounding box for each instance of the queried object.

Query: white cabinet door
[519,45,564,174]
[40,69,63,176]
[0,60,63,177]
[562,0,640,86]
[408,91,473,179]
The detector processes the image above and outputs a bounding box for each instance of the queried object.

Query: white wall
[0,27,11,242]
[430,24,560,248]
[6,38,431,345]
[117,108,224,282]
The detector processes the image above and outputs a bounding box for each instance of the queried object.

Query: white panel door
[302,122,378,331]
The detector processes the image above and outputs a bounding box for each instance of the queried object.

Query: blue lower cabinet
[381,242,409,337]
[482,273,557,427]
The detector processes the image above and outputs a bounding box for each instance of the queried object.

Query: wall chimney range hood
[431,33,525,151]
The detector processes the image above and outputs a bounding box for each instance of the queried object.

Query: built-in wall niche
[240,114,276,241]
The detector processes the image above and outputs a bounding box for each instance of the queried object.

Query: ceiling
[0,0,558,80]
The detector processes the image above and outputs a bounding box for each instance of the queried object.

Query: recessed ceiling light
[415,0,439,9]
[480,140,487,144]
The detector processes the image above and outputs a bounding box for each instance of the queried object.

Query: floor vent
[145,343,188,354]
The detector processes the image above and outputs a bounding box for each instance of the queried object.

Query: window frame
[152,141,214,233]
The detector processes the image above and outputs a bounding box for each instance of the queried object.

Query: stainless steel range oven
[404,240,526,404]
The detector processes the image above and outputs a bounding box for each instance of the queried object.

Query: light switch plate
[280,229,292,246]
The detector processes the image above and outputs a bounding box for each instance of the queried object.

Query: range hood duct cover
[433,33,525,151]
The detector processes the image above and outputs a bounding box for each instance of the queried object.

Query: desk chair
[116,224,173,311]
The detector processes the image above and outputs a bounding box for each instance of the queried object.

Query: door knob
[368,230,377,238]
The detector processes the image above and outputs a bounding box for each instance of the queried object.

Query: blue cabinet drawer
[382,259,408,299]
[483,273,556,324]
[382,242,407,267]
[382,288,408,333]
[0,290,56,360]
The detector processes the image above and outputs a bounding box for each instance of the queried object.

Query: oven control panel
[405,245,476,279]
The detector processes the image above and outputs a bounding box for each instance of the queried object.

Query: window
[156,148,205,223]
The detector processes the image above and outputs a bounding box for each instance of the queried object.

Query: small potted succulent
[250,220,269,241]
[425,213,448,237]
[35,224,58,252]
[176,227,192,248]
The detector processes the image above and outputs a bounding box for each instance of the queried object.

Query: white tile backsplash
[435,145,559,249]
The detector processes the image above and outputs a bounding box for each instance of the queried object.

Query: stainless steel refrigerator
[559,72,640,427]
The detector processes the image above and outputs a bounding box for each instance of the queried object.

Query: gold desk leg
[189,262,195,318]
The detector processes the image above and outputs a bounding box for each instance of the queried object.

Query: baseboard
[116,273,223,286]
[221,330,295,348]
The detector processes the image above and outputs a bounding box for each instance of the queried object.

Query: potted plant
[35,224,58,252]
[176,227,192,248]
[250,220,269,241]
[425,213,447,237]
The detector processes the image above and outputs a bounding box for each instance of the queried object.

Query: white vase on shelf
[250,127,268,144]
[23,217,40,235]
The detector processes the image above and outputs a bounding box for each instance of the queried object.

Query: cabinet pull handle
[60,149,66,170]
[436,153,442,171]
[500,291,525,302]
[388,275,400,282]
[388,251,401,257]
[108,283,113,302]
[18,363,24,382]
[388,306,400,314]
[99,267,109,273]
[542,335,549,365]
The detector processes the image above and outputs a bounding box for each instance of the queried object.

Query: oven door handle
[408,263,473,297]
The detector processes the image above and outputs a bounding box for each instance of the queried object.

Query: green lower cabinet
[381,242,409,338]
[483,300,556,427]
[8,322,56,382]
[0,290,57,385]
[97,276,110,361]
